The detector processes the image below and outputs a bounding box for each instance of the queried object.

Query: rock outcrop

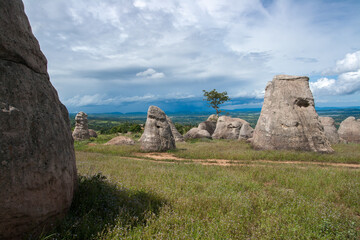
[198,121,217,136]
[207,114,218,122]
[338,117,360,143]
[166,116,184,142]
[252,75,333,153]
[140,106,176,151]
[239,122,254,140]
[89,129,98,138]
[0,1,77,239]
[318,117,340,144]
[104,136,135,145]
[184,128,212,140]
[72,112,90,141]
[212,116,248,139]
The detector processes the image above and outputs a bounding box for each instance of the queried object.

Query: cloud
[136,68,165,79]
[21,0,360,112]
[331,50,360,74]
[311,69,360,96]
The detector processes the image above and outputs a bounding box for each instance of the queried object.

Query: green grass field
[41,137,360,239]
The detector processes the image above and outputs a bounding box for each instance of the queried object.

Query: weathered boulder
[207,114,218,122]
[0,1,77,239]
[184,128,211,140]
[166,116,184,142]
[212,116,248,139]
[318,117,340,144]
[338,117,360,143]
[239,122,254,140]
[72,112,90,141]
[140,106,176,151]
[198,120,217,136]
[252,75,333,153]
[88,129,98,138]
[104,136,135,145]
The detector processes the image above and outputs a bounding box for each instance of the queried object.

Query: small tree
[203,89,230,116]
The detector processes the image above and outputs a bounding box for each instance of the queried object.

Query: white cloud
[136,68,165,79]
[310,77,336,95]
[332,50,360,74]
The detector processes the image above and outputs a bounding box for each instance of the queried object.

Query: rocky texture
[140,106,176,151]
[166,116,184,142]
[0,1,77,239]
[239,122,254,140]
[72,112,90,141]
[88,129,98,138]
[207,114,218,122]
[319,117,340,144]
[104,136,135,145]
[338,117,360,143]
[184,128,212,140]
[252,75,333,153]
[198,120,217,136]
[212,116,248,139]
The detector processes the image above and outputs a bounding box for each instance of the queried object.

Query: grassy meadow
[39,135,360,239]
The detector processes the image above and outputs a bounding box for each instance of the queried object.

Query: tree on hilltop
[203,89,230,116]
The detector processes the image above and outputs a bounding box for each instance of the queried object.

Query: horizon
[23,0,360,113]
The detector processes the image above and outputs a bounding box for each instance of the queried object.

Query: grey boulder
[198,120,217,136]
[251,75,333,153]
[212,116,248,139]
[72,111,90,141]
[140,106,176,151]
[0,1,77,238]
[166,116,184,142]
[338,117,360,143]
[239,122,254,140]
[184,128,211,140]
[89,129,98,138]
[104,136,135,145]
[318,117,340,144]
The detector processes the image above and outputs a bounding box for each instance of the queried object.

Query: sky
[22,0,360,113]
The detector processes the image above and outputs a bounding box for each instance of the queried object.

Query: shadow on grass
[39,173,166,240]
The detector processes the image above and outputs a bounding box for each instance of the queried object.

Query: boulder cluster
[0,1,76,239]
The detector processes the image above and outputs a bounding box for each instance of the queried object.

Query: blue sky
[22,0,360,113]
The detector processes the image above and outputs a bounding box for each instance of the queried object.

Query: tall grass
[44,151,360,239]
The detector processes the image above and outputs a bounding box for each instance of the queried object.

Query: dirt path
[133,152,360,168]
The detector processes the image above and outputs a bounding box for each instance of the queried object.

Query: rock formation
[198,121,217,136]
[184,128,212,140]
[166,116,184,142]
[318,117,340,144]
[239,122,254,140]
[338,116,360,143]
[72,112,90,141]
[0,1,77,239]
[140,106,176,151]
[89,129,98,138]
[212,116,248,139]
[104,136,135,145]
[207,114,218,122]
[252,75,333,153]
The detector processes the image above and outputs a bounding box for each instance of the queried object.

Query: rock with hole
[251,75,333,153]
[0,1,77,238]
[140,106,176,151]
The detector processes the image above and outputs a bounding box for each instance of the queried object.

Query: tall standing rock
[141,106,176,151]
[166,116,184,142]
[72,111,90,141]
[0,1,77,239]
[252,75,333,153]
[319,117,340,144]
[338,116,360,143]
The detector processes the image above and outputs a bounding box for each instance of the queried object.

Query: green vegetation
[203,89,231,115]
[173,140,360,164]
[43,149,360,239]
